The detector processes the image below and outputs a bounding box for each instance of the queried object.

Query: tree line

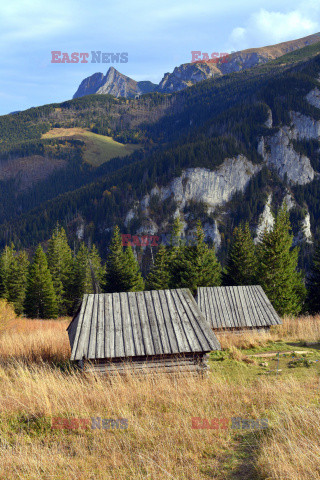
[0,204,319,319]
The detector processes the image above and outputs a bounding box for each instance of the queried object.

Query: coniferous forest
[1,205,319,319]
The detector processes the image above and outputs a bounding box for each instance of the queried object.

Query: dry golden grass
[0,313,70,364]
[0,299,16,334]
[216,314,320,350]
[0,309,319,479]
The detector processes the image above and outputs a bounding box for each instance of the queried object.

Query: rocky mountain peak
[73,32,320,99]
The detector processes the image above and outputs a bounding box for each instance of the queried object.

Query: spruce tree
[169,217,184,250]
[104,226,145,293]
[146,244,171,290]
[0,244,16,298]
[6,251,29,315]
[170,221,221,294]
[308,240,320,313]
[224,222,257,285]
[47,226,73,315]
[123,245,145,291]
[104,226,128,293]
[258,205,306,316]
[24,245,58,318]
[70,243,105,309]
[168,216,185,287]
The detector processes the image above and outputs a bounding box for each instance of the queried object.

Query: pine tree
[47,225,73,315]
[308,240,320,313]
[258,205,306,316]
[24,245,58,318]
[6,251,29,315]
[146,244,171,290]
[170,221,221,294]
[224,222,257,285]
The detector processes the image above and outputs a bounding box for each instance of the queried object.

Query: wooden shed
[67,288,221,374]
[197,285,282,332]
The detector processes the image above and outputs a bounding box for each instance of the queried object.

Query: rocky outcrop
[282,191,295,211]
[203,221,221,248]
[294,212,313,245]
[73,72,106,98]
[301,212,313,244]
[257,127,315,185]
[306,87,320,109]
[125,156,261,248]
[151,155,261,209]
[157,62,222,93]
[290,111,320,140]
[73,67,156,99]
[254,194,274,243]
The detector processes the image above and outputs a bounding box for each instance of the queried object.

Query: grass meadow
[42,127,140,166]
[0,299,319,480]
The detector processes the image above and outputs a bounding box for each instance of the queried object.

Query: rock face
[290,111,320,140]
[157,62,222,93]
[125,156,261,249]
[73,33,320,99]
[295,212,313,245]
[73,67,156,99]
[258,128,315,185]
[254,194,274,243]
[306,87,320,109]
[154,156,261,209]
[73,72,106,98]
[301,213,313,243]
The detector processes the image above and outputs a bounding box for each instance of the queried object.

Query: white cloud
[229,4,320,50]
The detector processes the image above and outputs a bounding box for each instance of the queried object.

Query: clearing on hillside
[42,127,140,166]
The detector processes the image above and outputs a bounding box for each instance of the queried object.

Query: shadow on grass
[286,341,320,350]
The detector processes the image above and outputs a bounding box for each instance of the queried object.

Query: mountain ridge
[73,32,320,98]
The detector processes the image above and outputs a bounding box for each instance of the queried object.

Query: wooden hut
[197,285,281,332]
[67,288,221,374]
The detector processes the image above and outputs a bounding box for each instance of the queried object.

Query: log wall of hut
[82,352,209,375]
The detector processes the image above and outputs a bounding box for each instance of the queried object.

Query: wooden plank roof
[197,285,282,330]
[67,288,221,361]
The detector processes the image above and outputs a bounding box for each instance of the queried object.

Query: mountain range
[73,32,320,98]
[1,33,320,271]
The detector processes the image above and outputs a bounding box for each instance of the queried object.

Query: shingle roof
[68,288,221,361]
[197,285,282,330]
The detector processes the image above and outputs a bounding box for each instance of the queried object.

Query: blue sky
[0,0,320,115]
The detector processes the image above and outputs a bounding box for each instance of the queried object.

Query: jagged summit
[73,67,156,99]
[73,32,320,99]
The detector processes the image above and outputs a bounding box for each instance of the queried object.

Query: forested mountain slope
[0,41,320,268]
